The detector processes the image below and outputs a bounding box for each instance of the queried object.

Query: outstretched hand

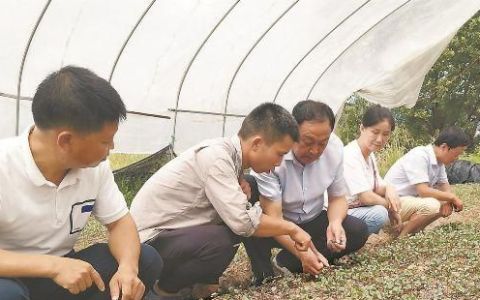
[109,265,144,300]
[326,222,346,253]
[298,243,330,275]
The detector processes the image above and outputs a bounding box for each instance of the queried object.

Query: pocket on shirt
[69,200,96,234]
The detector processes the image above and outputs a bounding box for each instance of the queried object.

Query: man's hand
[298,244,329,275]
[385,187,401,213]
[326,222,346,253]
[51,257,105,295]
[450,195,463,212]
[239,177,252,200]
[440,202,454,217]
[388,211,403,234]
[288,225,312,252]
[109,265,145,300]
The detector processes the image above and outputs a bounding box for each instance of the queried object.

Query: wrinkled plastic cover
[1,0,478,153]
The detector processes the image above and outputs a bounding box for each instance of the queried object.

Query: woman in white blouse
[343,105,402,235]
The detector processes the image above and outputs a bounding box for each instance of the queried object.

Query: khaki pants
[399,196,442,221]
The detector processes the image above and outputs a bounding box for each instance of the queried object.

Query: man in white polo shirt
[244,100,368,284]
[0,66,162,300]
[385,127,470,237]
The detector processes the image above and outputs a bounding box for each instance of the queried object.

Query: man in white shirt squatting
[0,66,162,300]
[385,127,470,237]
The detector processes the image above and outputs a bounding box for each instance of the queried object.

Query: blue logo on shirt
[81,204,94,213]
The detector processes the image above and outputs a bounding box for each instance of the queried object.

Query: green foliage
[110,152,173,206]
[109,153,148,170]
[218,184,480,300]
[116,177,148,206]
[461,143,480,164]
[335,96,369,145]
[337,13,480,154]
[109,153,152,206]
[396,11,480,140]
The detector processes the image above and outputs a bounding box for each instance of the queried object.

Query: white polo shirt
[0,129,128,256]
[343,140,385,207]
[251,133,347,224]
[384,145,448,197]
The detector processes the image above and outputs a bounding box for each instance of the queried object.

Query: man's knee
[0,279,29,300]
[343,215,369,248]
[366,205,389,234]
[139,244,163,291]
[204,227,238,261]
[418,198,441,216]
[371,205,389,221]
[194,226,238,281]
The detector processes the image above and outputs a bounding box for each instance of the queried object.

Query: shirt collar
[21,126,80,188]
[21,126,50,187]
[284,150,308,168]
[353,140,371,168]
[284,151,295,161]
[427,144,439,166]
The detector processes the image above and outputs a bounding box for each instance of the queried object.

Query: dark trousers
[242,175,368,279]
[146,224,240,293]
[0,243,162,300]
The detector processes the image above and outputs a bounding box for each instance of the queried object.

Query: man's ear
[359,124,365,132]
[57,131,73,151]
[251,135,264,151]
[440,143,450,151]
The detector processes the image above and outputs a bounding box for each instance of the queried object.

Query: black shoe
[250,272,277,287]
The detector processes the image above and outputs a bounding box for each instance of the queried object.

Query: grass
[460,143,480,164]
[220,222,480,299]
[110,151,174,205]
[76,182,480,299]
[215,183,480,300]
[109,153,149,170]
[461,153,480,164]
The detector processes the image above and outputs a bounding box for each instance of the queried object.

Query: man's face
[249,135,294,173]
[64,122,118,168]
[438,144,466,165]
[292,120,332,165]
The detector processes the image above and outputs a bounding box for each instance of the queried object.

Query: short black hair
[238,103,299,143]
[434,126,470,148]
[292,100,335,130]
[32,66,127,133]
[362,104,395,131]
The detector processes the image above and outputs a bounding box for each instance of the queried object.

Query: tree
[337,12,480,150]
[397,11,480,139]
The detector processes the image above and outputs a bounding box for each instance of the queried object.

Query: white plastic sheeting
[1,0,479,153]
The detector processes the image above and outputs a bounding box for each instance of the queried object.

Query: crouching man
[243,100,369,284]
[385,127,470,237]
[0,66,162,300]
[131,103,315,299]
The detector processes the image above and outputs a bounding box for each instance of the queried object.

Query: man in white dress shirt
[244,100,368,284]
[385,127,470,236]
